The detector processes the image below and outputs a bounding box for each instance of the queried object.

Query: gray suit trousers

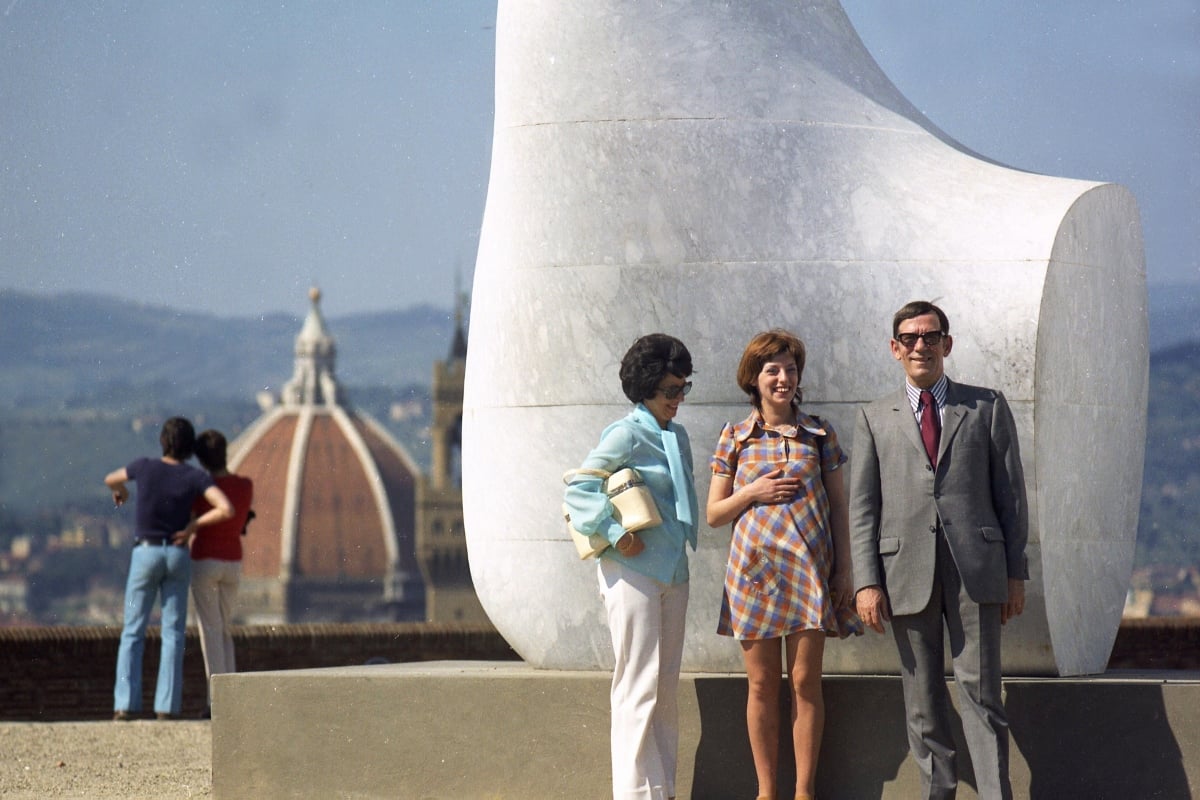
[890,532,1011,800]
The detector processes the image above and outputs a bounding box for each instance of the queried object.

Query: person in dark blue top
[105,416,233,720]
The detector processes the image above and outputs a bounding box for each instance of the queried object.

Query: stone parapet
[0,618,1193,721]
[0,623,517,721]
[1108,616,1200,670]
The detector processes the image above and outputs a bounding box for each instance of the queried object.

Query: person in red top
[189,429,254,717]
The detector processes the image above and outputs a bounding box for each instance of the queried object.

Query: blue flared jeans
[113,544,191,715]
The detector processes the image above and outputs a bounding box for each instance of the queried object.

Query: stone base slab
[212,662,1200,799]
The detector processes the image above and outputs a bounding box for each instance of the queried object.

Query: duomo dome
[228,289,424,623]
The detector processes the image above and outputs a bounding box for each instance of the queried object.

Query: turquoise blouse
[564,404,699,585]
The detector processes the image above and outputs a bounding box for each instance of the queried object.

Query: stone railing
[0,623,518,721]
[0,618,1194,721]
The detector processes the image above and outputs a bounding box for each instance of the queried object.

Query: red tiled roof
[232,410,418,583]
[237,414,297,578]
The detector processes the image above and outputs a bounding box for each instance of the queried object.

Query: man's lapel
[891,389,927,462]
[938,379,968,464]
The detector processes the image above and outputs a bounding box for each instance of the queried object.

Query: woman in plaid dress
[707,330,860,800]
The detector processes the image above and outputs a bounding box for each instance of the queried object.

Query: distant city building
[1124,565,1200,618]
[57,516,111,549]
[10,536,32,561]
[416,294,488,623]
[228,288,425,623]
[0,575,29,614]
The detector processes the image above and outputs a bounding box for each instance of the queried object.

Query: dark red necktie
[920,390,940,468]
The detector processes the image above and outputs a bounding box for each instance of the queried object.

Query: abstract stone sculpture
[463,0,1146,676]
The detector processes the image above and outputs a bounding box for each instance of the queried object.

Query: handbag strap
[562,467,612,485]
[605,471,644,494]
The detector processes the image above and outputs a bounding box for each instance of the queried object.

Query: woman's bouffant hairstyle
[194,429,229,473]
[736,329,807,409]
[159,416,197,460]
[619,333,693,404]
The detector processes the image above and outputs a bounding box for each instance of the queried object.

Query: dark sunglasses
[658,381,693,400]
[895,331,946,349]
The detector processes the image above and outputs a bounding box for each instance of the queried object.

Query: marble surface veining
[464,0,1146,676]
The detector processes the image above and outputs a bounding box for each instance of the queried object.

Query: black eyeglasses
[895,331,946,349]
[658,381,693,400]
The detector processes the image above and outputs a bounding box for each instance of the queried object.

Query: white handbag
[562,467,663,560]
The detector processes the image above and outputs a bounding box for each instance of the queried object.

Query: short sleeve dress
[710,409,862,640]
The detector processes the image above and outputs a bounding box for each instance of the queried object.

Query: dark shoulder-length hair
[159,416,196,461]
[619,333,693,404]
[736,329,807,409]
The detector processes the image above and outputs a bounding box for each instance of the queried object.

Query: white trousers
[597,558,689,800]
[190,558,240,704]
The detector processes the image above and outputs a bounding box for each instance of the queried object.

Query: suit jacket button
[929,526,937,533]
[925,464,934,472]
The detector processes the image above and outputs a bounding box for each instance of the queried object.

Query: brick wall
[0,623,518,721]
[1,618,1195,721]
[1107,617,1200,670]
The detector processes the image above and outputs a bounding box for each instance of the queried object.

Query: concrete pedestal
[212,662,1198,799]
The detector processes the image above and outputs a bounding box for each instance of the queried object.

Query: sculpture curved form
[463,0,1146,676]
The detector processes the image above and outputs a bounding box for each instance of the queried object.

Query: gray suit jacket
[849,379,1029,616]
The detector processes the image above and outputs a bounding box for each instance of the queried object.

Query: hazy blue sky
[2,1,1196,317]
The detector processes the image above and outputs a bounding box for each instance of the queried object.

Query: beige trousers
[190,558,240,705]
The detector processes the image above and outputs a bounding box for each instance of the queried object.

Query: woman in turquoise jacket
[564,333,699,800]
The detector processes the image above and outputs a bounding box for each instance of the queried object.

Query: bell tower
[416,290,489,624]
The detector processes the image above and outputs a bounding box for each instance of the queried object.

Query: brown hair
[892,300,950,339]
[736,329,806,409]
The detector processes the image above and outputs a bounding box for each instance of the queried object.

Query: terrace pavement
[0,720,211,799]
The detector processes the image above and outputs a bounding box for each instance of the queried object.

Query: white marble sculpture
[463,0,1147,676]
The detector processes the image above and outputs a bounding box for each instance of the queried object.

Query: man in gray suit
[849,300,1028,800]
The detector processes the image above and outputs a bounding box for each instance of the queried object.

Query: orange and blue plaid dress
[711,410,862,640]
